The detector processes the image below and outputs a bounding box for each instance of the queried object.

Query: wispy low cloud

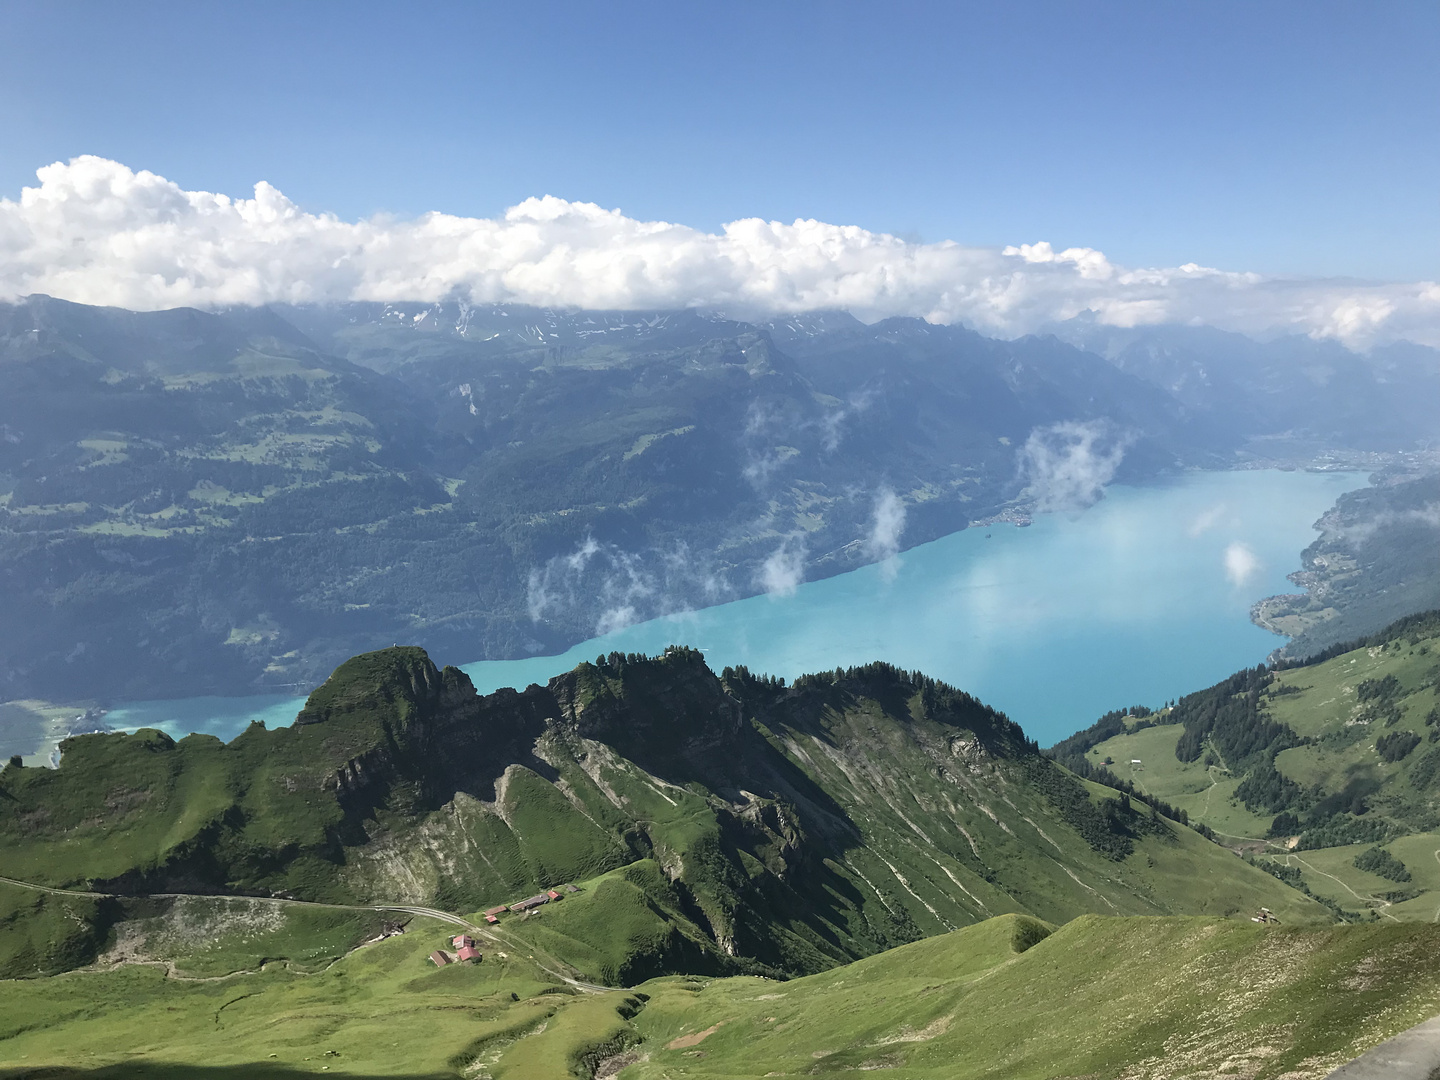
[1224,542,1261,587]
[527,535,728,633]
[865,486,907,579]
[741,402,800,489]
[1325,502,1440,547]
[820,389,875,454]
[1187,503,1229,538]
[4,156,1440,349]
[758,533,808,597]
[1018,421,1131,513]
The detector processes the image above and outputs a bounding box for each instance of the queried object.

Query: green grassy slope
[4,914,1437,1080]
[0,911,571,1079]
[1071,720,1278,841]
[1054,610,1440,920]
[487,861,738,986]
[619,915,1440,1080]
[0,646,1323,984]
[0,880,389,980]
[728,666,1321,938]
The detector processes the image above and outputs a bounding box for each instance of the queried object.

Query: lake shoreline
[7,467,1370,764]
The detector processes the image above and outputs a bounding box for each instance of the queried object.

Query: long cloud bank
[3,156,1438,349]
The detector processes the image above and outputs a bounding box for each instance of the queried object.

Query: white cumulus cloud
[1224,542,1261,587]
[4,156,1440,349]
[1018,421,1131,513]
[865,486,907,579]
[758,533,808,597]
[526,535,728,631]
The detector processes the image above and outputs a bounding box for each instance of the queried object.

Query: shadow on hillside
[0,1067,457,1080]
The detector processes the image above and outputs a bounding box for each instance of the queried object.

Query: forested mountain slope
[0,647,1321,980]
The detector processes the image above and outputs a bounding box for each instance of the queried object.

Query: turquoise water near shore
[106,468,1363,749]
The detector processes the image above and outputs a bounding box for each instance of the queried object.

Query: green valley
[1053,610,1440,922]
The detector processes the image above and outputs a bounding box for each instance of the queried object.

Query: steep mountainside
[0,647,1322,981]
[4,296,1436,704]
[1254,472,1440,658]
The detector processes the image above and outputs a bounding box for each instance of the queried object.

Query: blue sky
[1,0,1435,282]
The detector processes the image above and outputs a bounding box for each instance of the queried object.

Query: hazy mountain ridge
[1050,319,1440,453]
[2,295,1436,706]
[1255,473,1440,658]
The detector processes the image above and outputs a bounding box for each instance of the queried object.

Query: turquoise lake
[106,468,1364,749]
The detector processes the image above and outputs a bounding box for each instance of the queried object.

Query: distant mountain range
[1,295,1436,702]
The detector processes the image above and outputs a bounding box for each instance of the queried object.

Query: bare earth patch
[668,1022,725,1049]
[873,1014,952,1045]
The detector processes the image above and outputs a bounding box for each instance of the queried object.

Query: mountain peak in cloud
[3,156,1438,349]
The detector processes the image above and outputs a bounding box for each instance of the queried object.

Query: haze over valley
[1,291,1436,715]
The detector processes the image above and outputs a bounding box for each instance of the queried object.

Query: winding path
[1280,855,1400,922]
[0,875,611,993]
[5,877,1438,1075]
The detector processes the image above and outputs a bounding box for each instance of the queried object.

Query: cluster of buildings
[483,883,580,923]
[429,883,582,966]
[430,934,482,967]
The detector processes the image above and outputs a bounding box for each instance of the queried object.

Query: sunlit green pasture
[1082,721,1275,840]
[7,913,1440,1080]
